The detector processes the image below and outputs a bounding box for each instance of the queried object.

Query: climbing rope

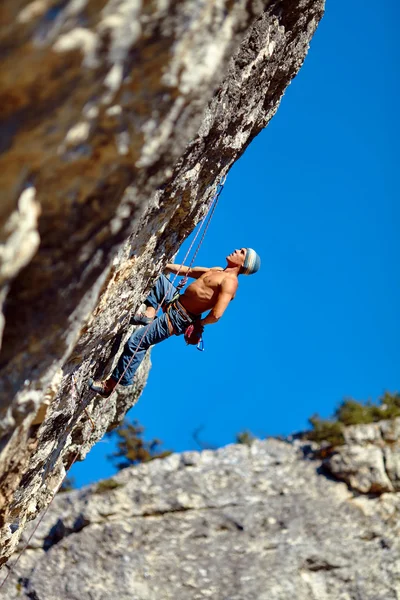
[112,172,227,387]
[176,175,226,290]
[0,173,226,591]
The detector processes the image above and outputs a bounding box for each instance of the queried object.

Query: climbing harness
[163,293,204,350]
[0,174,226,592]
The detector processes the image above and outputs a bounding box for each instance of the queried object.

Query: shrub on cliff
[307,391,400,446]
[107,419,172,470]
[236,430,257,446]
[58,476,76,493]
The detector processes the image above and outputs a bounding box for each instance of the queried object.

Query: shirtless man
[89,247,260,398]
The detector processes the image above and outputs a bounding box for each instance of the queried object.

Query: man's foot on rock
[130,313,154,326]
[88,378,116,398]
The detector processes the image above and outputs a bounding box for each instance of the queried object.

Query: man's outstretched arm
[200,277,238,326]
[165,264,223,279]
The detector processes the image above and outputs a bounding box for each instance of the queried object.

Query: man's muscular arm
[165,264,223,279]
[200,277,238,326]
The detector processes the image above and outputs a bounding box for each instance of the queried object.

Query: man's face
[226,248,246,268]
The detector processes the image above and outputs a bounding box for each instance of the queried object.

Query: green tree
[307,415,344,446]
[58,476,76,493]
[107,419,172,470]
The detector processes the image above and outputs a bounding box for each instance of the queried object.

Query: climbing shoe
[129,313,154,326]
[88,377,116,398]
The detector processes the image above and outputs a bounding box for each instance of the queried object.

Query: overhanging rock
[0,0,325,564]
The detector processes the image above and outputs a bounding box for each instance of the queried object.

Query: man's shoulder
[221,272,239,290]
[223,270,238,280]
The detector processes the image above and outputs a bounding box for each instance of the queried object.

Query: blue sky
[71,0,399,486]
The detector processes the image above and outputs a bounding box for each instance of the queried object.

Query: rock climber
[88,247,261,398]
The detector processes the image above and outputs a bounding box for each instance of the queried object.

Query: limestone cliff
[1,420,399,599]
[0,0,325,564]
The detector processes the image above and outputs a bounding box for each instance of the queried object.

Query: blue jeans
[111,275,193,386]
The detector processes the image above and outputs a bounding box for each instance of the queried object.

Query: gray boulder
[1,437,399,599]
[324,418,400,494]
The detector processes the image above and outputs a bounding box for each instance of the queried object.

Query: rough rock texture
[323,417,400,494]
[0,0,325,564]
[1,435,399,599]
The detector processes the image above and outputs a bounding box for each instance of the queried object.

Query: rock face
[1,433,399,599]
[0,0,325,564]
[323,417,400,494]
